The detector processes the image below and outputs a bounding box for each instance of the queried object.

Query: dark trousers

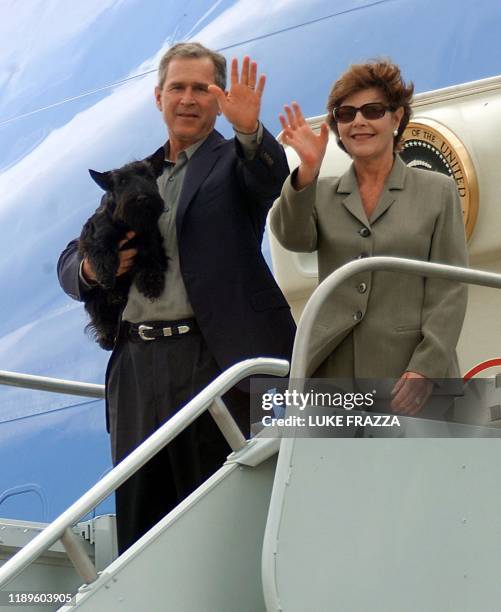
[107,326,249,554]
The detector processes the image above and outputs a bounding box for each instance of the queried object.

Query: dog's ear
[89,169,113,191]
[146,147,166,177]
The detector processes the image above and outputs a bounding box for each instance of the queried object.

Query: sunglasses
[333,102,393,123]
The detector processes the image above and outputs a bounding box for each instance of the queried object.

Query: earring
[393,129,398,137]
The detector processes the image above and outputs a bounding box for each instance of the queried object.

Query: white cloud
[0,0,124,111]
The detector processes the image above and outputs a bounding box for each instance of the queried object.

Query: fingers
[82,257,97,283]
[291,102,306,126]
[391,373,406,397]
[391,382,414,413]
[390,373,432,414]
[256,73,266,96]
[248,58,256,88]
[280,104,328,150]
[117,247,137,276]
[284,105,297,130]
[279,114,287,131]
[230,57,239,88]
[116,231,137,276]
[319,121,330,144]
[207,84,224,98]
[118,231,136,249]
[230,56,265,95]
[406,398,426,416]
[207,84,226,110]
[278,114,294,147]
[281,102,306,130]
[119,247,137,261]
[239,56,252,86]
[231,56,252,87]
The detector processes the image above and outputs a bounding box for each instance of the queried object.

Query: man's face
[154,57,221,149]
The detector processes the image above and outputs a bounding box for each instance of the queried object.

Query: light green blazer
[269,155,468,379]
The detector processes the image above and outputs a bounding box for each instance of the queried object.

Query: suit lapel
[175,130,225,235]
[342,191,370,227]
[370,155,407,224]
[338,165,370,227]
[369,190,396,224]
[339,155,408,226]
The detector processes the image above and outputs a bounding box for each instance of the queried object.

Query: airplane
[1,0,501,608]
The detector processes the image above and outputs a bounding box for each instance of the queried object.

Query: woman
[270,60,468,414]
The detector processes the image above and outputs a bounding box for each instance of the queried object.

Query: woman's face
[335,87,404,163]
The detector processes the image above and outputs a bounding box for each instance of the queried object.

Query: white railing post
[208,397,247,451]
[0,357,289,587]
[0,370,104,398]
[291,257,501,379]
[60,528,98,585]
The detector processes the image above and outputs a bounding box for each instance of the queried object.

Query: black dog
[78,149,167,349]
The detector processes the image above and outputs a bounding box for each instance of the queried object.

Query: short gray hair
[158,42,227,90]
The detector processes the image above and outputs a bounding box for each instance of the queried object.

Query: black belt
[125,319,198,341]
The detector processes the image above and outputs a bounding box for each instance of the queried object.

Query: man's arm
[209,56,289,201]
[57,239,87,301]
[234,123,289,200]
[58,232,138,301]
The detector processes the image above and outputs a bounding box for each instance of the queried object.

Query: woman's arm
[269,102,329,253]
[406,177,468,378]
[269,171,320,253]
[391,177,467,413]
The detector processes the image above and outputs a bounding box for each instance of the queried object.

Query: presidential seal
[401,119,479,239]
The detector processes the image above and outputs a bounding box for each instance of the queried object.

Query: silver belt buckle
[138,324,155,341]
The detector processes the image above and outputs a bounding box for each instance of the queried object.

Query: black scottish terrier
[79,149,167,349]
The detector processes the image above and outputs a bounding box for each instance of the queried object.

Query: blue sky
[1,0,500,417]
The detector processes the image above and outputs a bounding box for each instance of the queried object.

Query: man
[58,42,295,554]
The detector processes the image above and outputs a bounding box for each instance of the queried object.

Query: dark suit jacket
[58,127,295,378]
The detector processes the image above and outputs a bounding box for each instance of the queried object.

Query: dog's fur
[78,149,167,349]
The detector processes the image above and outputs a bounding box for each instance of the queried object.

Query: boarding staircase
[2,258,501,611]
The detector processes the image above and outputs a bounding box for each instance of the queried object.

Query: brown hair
[326,59,414,153]
[158,42,227,90]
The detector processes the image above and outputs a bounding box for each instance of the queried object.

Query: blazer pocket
[250,288,289,311]
[395,324,422,333]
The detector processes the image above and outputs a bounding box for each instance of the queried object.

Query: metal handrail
[291,257,501,379]
[0,357,289,587]
[0,370,104,398]
[263,257,501,612]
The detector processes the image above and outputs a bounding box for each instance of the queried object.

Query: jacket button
[359,227,371,237]
[261,152,274,166]
[353,310,363,322]
[357,282,367,293]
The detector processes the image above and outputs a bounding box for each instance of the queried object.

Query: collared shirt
[121,124,263,323]
[122,139,202,322]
